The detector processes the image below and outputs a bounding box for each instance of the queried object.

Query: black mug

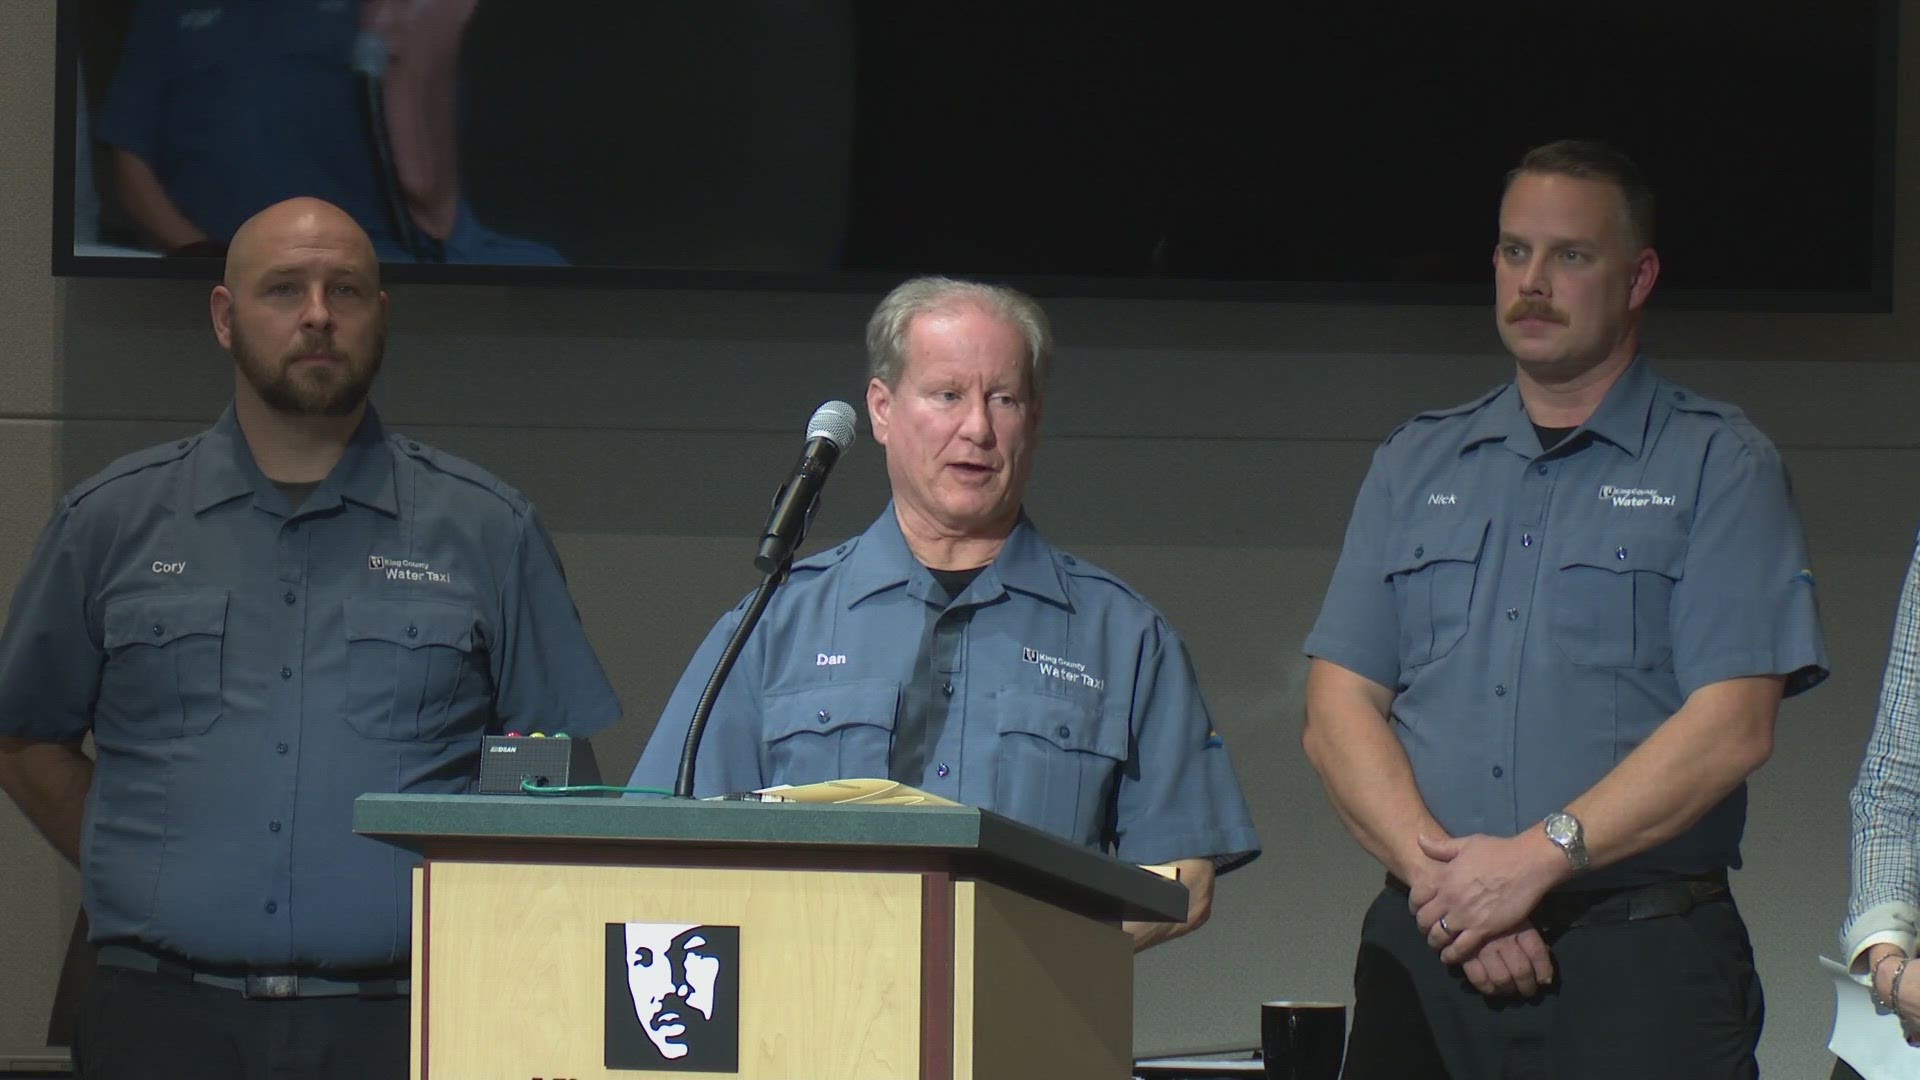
[1261,1000,1346,1080]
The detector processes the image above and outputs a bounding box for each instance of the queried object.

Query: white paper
[1131,1060,1263,1076]
[1824,954,1920,1078]
[1132,1049,1264,1076]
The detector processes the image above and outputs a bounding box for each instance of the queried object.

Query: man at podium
[630,276,1260,949]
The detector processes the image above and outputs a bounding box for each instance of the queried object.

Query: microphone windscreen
[350,30,388,78]
[806,400,858,452]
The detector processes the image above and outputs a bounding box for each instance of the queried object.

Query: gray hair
[864,276,1053,406]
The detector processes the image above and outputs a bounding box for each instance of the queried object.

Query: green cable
[520,780,675,797]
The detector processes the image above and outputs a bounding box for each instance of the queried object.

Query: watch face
[1546,814,1575,844]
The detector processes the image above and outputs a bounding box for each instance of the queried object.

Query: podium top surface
[353,793,1187,922]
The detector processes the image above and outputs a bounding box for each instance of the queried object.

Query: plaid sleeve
[1844,532,1920,958]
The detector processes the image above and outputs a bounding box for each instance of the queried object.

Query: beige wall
[4,4,1919,1075]
[1,1,84,1054]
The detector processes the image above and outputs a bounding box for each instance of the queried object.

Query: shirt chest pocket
[1551,526,1687,669]
[344,598,489,741]
[98,591,229,740]
[990,690,1129,849]
[761,679,899,785]
[1384,517,1490,670]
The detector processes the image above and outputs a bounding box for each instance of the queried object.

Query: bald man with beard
[0,198,619,1080]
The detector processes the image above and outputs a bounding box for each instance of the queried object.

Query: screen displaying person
[94,0,566,264]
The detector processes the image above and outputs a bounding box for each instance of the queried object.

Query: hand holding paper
[1825,956,1920,1079]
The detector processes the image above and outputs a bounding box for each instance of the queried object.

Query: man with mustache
[0,198,619,1080]
[629,276,1260,949]
[1303,141,1827,1077]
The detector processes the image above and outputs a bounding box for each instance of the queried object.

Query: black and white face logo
[604,923,739,1072]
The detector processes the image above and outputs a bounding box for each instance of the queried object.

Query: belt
[97,944,410,1000]
[1384,868,1730,930]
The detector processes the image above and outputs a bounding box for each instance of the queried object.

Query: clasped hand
[1408,833,1564,997]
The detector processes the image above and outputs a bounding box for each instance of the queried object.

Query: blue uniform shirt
[630,509,1261,871]
[1305,359,1827,887]
[0,405,620,968]
[97,0,396,251]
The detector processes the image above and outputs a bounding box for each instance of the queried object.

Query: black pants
[1341,887,1763,1080]
[75,966,409,1080]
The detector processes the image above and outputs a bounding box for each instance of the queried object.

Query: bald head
[224,198,380,289]
[212,198,388,420]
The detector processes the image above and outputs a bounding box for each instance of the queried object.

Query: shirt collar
[1457,383,1529,457]
[1459,356,1658,460]
[841,505,1070,610]
[1572,355,1658,459]
[189,403,399,517]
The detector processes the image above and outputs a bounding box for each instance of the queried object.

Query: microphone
[674,400,857,798]
[350,30,429,262]
[754,401,857,573]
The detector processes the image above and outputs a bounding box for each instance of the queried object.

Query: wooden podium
[353,794,1187,1080]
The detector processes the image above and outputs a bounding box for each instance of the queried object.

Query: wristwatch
[1543,811,1589,873]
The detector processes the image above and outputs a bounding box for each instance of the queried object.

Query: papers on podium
[1132,1048,1263,1076]
[711,778,961,806]
[709,780,1183,888]
[1824,954,1920,1079]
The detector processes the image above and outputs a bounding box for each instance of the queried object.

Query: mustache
[283,338,342,361]
[1505,300,1568,325]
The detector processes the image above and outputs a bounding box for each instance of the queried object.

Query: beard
[231,320,383,417]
